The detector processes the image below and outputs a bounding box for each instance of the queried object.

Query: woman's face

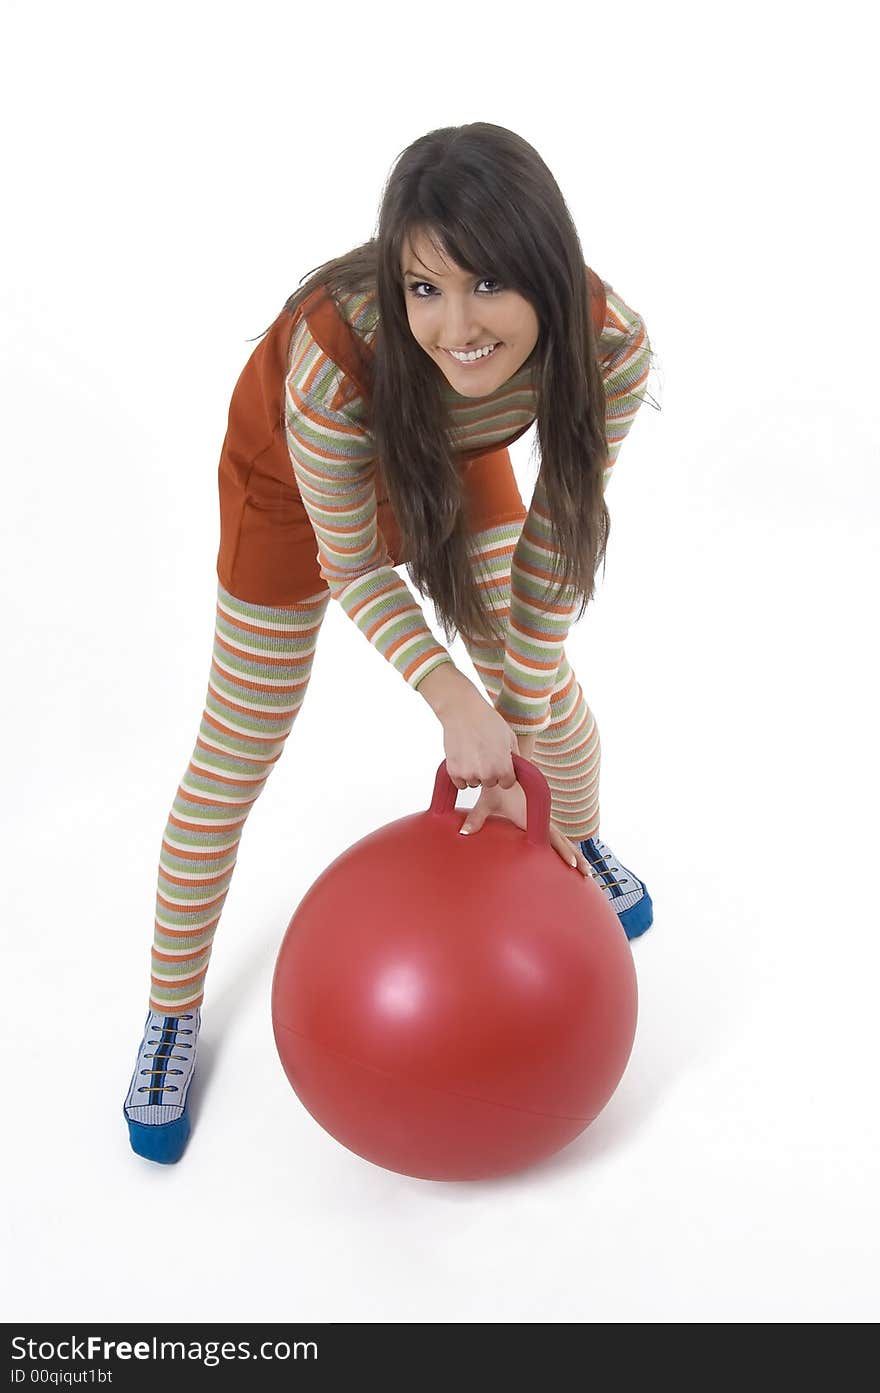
[400,231,540,396]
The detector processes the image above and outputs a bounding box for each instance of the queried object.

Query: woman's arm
[596,281,655,488]
[516,731,539,759]
[492,281,655,735]
[285,314,456,696]
[417,662,475,720]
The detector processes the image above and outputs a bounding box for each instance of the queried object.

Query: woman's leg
[459,521,601,844]
[148,580,331,1013]
[124,579,332,1163]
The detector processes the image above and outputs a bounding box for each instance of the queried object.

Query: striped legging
[148,520,601,1013]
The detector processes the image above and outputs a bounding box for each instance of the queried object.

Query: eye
[406,278,503,299]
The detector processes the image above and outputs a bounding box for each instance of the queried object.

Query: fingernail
[459,828,471,836]
[569,856,577,867]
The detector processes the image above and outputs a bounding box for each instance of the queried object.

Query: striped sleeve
[598,281,655,490]
[284,314,455,693]
[493,281,654,735]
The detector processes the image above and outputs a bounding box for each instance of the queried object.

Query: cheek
[500,310,527,341]
[510,303,538,343]
[409,311,433,346]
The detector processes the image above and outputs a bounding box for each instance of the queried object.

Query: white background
[2,0,877,1325]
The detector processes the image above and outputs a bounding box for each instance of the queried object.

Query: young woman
[123,122,659,1165]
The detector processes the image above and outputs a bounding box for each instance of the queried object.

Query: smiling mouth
[441,343,502,363]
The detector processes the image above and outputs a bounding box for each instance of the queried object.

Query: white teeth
[448,343,498,363]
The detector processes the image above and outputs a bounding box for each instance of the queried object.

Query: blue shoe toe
[618,885,653,941]
[126,1109,191,1164]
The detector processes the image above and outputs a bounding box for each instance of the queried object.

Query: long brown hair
[250,122,614,648]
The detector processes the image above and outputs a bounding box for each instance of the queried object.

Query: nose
[442,300,484,347]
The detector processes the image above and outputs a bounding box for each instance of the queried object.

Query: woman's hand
[439,682,592,874]
[458,775,593,875]
[441,680,519,791]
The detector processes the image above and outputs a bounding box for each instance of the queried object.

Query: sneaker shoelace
[136,1014,196,1096]
[582,840,632,894]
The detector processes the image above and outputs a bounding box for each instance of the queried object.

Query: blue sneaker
[579,836,653,940]
[123,1009,201,1164]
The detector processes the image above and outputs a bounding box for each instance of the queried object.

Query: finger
[569,841,594,877]
[551,830,579,869]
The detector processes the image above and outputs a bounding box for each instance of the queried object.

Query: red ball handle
[430,753,552,848]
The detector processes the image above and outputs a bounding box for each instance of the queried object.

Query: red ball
[272,755,638,1181]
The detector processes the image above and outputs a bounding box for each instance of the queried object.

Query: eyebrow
[403,268,481,281]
